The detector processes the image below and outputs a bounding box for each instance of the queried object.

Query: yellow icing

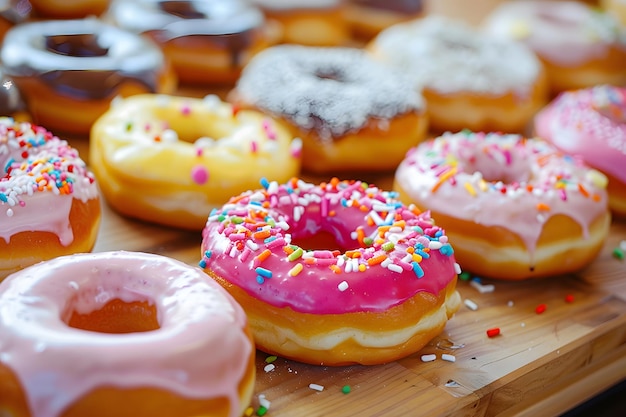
[90,94,302,229]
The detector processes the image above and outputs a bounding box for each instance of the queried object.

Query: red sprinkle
[535,304,547,314]
[565,294,575,303]
[486,327,500,338]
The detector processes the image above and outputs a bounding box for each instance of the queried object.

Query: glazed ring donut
[0,251,255,417]
[535,85,626,218]
[200,178,462,366]
[249,0,350,46]
[483,1,626,95]
[0,118,101,281]
[393,131,611,280]
[90,94,302,230]
[229,45,428,174]
[28,0,110,18]
[0,18,176,136]
[368,15,548,134]
[106,0,272,85]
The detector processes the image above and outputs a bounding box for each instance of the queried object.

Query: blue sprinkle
[255,267,272,278]
[256,275,265,284]
[264,236,277,244]
[440,243,454,256]
[260,177,270,189]
[198,259,207,268]
[249,201,262,206]
[204,250,212,259]
[4,157,14,173]
[412,261,424,278]
[0,193,6,203]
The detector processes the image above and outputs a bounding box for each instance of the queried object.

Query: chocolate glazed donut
[0,18,176,136]
[106,0,271,85]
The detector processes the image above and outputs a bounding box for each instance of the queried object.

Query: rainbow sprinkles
[200,178,460,315]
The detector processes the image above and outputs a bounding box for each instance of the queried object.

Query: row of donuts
[0,118,617,415]
[0,14,623,417]
[2,0,626,134]
[0,116,464,415]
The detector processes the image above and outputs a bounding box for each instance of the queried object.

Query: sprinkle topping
[394,131,609,255]
[0,117,97,214]
[233,45,425,141]
[535,85,626,184]
[371,15,541,95]
[200,178,458,314]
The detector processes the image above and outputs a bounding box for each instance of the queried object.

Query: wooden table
[72,122,626,417]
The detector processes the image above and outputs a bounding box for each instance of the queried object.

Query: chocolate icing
[0,19,167,99]
[354,0,422,14]
[108,0,264,68]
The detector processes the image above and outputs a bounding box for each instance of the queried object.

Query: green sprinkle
[613,247,624,260]
[217,214,226,222]
[288,247,304,261]
[363,237,374,247]
[257,405,268,416]
[231,216,244,224]
[342,385,351,394]
[382,242,394,252]
[265,355,278,364]
[459,271,472,281]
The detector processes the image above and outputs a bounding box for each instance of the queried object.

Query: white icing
[483,1,626,66]
[234,45,425,141]
[370,15,542,96]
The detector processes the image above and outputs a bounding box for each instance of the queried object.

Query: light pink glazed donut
[0,251,255,417]
[200,178,462,366]
[535,85,626,217]
[483,1,626,94]
[0,118,101,281]
[393,131,611,280]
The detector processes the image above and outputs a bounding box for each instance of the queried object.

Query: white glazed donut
[368,15,549,133]
[0,251,255,417]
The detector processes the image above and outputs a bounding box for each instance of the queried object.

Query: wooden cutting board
[88,166,626,417]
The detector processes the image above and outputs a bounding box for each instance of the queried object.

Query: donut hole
[65,299,160,334]
[159,1,206,19]
[45,34,109,57]
[535,9,581,26]
[314,68,345,82]
[459,148,533,184]
[290,230,347,252]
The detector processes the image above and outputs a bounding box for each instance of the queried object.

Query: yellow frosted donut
[90,94,302,229]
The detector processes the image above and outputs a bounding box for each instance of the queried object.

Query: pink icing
[535,85,626,184]
[200,179,459,315]
[483,1,626,67]
[394,131,609,259]
[0,117,99,244]
[0,251,252,417]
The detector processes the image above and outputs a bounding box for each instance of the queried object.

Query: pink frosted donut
[200,178,461,366]
[0,251,255,417]
[535,85,626,217]
[0,118,100,280]
[393,131,611,280]
[483,1,626,94]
